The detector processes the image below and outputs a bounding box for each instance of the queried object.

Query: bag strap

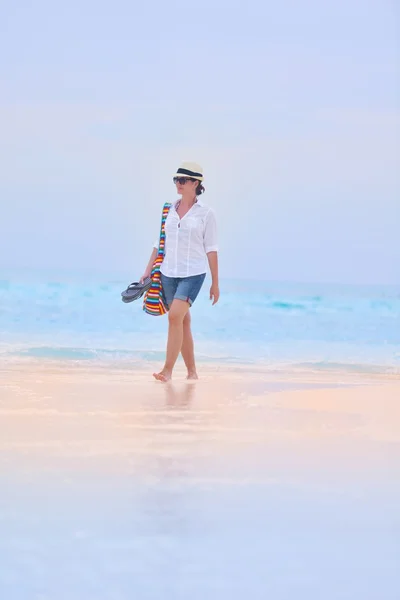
[157,202,172,257]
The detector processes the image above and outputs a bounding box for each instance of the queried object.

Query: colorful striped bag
[143,202,172,316]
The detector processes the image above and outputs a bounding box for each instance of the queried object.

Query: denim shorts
[161,273,206,309]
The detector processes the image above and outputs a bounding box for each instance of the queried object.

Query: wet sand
[0,362,399,599]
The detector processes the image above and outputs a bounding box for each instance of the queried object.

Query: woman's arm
[141,214,163,282]
[207,251,220,305]
[203,208,220,305]
[140,247,158,283]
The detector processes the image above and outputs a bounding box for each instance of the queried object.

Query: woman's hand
[210,282,220,305]
[140,267,152,284]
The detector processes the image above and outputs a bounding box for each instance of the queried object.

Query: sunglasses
[173,176,196,185]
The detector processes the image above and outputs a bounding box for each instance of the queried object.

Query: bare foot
[187,370,198,380]
[153,370,172,382]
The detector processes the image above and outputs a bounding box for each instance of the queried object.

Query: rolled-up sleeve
[203,209,218,253]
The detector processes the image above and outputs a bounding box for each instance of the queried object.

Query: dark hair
[195,180,205,196]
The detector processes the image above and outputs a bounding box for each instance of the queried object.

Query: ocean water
[0,269,399,373]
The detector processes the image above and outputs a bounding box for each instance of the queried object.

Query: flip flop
[121,277,152,303]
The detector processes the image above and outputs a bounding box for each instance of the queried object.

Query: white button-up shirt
[154,199,218,278]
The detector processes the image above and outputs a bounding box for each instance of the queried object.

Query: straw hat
[173,161,204,181]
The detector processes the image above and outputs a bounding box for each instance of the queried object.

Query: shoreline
[1,356,399,383]
[2,359,400,421]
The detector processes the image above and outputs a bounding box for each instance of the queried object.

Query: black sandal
[121,277,152,303]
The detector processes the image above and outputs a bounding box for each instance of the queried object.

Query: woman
[141,161,219,382]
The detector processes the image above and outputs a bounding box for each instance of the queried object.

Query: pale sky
[0,0,399,284]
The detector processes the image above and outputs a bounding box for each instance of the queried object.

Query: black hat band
[176,167,203,178]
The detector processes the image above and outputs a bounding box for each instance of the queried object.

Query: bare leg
[181,311,198,379]
[153,299,190,382]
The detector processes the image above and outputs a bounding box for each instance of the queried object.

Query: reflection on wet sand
[164,382,196,409]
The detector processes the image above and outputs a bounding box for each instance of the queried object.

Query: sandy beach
[0,362,399,599]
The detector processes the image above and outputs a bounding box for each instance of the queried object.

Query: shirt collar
[173,198,204,207]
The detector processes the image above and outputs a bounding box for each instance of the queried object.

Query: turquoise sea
[1,269,399,373]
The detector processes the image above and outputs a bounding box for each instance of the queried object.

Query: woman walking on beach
[141,162,219,382]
